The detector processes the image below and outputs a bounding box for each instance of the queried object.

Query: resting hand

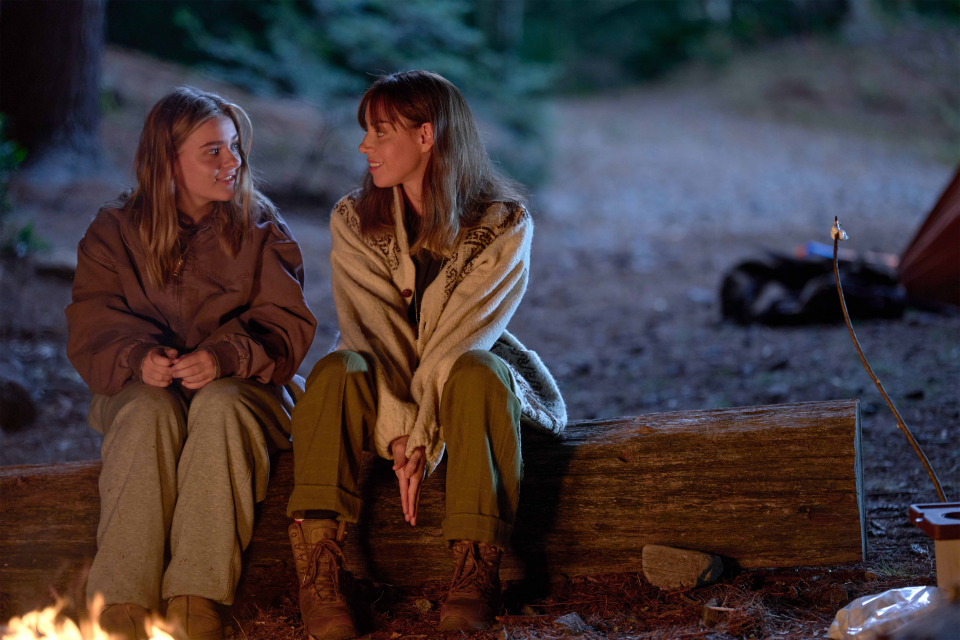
[172,349,218,390]
[391,436,427,526]
[141,347,178,387]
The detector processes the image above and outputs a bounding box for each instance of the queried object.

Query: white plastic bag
[829,586,942,640]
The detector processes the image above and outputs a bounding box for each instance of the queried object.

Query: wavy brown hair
[355,70,525,256]
[123,87,280,288]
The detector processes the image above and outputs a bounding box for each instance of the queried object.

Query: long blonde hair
[355,70,525,256]
[124,87,280,288]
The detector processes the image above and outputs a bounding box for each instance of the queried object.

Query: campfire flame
[1,595,175,640]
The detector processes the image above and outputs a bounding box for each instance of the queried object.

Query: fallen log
[0,400,863,619]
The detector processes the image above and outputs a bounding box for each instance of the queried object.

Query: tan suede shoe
[289,519,357,640]
[99,603,151,640]
[438,540,503,631]
[166,595,223,640]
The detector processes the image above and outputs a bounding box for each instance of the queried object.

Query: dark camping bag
[720,253,905,325]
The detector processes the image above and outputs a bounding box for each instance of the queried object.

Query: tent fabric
[898,169,960,307]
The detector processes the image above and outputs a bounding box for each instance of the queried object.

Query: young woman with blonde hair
[286,70,566,639]
[66,87,317,640]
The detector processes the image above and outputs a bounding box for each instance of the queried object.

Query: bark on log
[0,400,863,619]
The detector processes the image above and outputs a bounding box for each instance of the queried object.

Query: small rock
[553,612,591,636]
[642,544,723,590]
[0,375,37,432]
[0,347,37,432]
[33,249,78,280]
[767,358,790,372]
[413,598,433,613]
[701,599,722,628]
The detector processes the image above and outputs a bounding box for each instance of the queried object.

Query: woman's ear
[419,122,435,152]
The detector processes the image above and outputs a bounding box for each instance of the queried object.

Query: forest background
[0,1,958,638]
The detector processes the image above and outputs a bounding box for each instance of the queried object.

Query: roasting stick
[832,216,947,502]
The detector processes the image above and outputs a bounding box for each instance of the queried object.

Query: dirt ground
[1,21,958,640]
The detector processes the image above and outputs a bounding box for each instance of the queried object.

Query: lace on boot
[448,541,501,600]
[438,540,503,631]
[288,520,357,640]
[301,537,346,600]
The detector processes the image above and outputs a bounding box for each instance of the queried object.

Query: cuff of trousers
[286,484,361,522]
[442,513,514,551]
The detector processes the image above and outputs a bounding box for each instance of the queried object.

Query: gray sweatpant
[85,377,296,610]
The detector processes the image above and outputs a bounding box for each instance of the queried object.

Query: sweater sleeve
[407,209,532,470]
[197,231,317,386]
[330,200,420,459]
[66,221,166,397]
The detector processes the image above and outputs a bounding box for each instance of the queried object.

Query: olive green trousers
[286,350,522,550]
[86,378,295,610]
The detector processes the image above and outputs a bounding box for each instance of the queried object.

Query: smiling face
[358,107,433,212]
[174,116,241,222]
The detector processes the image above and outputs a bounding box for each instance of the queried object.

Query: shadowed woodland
[1,1,958,638]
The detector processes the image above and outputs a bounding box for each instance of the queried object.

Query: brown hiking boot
[165,596,223,640]
[437,540,503,631]
[289,519,357,640]
[99,603,151,640]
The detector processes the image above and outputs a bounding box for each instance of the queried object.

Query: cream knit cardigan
[330,187,567,471]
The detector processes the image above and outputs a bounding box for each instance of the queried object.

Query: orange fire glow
[1,595,175,640]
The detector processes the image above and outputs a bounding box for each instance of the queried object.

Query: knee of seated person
[305,350,368,387]
[112,384,184,433]
[189,377,247,415]
[447,350,507,389]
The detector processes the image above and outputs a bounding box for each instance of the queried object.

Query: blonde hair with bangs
[125,86,280,288]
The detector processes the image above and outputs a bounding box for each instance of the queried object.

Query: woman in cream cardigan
[286,70,566,639]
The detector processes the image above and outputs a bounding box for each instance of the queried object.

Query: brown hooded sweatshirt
[66,206,317,397]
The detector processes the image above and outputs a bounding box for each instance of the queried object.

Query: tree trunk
[0,0,104,164]
[476,0,525,54]
[843,0,885,41]
[0,400,863,619]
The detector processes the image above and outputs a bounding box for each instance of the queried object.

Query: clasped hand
[141,347,217,390]
[391,436,427,526]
